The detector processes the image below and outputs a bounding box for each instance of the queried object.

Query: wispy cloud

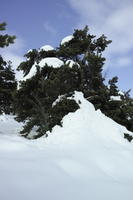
[67,0,133,69]
[43,22,57,35]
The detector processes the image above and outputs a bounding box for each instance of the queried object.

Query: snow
[118,90,124,96]
[110,95,121,101]
[0,91,133,200]
[39,45,54,51]
[61,35,74,45]
[27,49,32,53]
[65,59,80,68]
[52,94,65,107]
[22,57,64,81]
[39,57,64,68]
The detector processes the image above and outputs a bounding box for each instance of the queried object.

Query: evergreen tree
[14,26,133,139]
[14,64,80,138]
[0,22,17,114]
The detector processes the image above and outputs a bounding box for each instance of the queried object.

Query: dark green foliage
[92,76,133,133]
[14,25,133,139]
[49,98,79,130]
[14,64,80,138]
[17,49,38,76]
[0,60,17,114]
[0,22,16,47]
[38,49,57,60]
[108,76,119,96]
[0,23,17,114]
[57,26,95,61]
[124,133,133,142]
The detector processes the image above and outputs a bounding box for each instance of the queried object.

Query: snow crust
[39,45,54,51]
[22,57,64,81]
[0,92,133,200]
[61,35,74,45]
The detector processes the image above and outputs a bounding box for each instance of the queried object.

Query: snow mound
[45,91,132,145]
[61,35,74,45]
[0,92,133,200]
[39,45,54,51]
[22,57,64,81]
[65,60,80,68]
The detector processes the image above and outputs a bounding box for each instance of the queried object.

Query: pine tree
[14,64,80,138]
[0,22,17,114]
[14,26,133,139]
[14,26,112,138]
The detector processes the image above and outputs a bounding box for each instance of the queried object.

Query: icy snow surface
[0,91,133,200]
[22,57,64,81]
[61,35,73,45]
[39,45,54,51]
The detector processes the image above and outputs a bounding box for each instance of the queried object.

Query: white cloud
[43,22,57,35]
[67,0,133,68]
[115,57,132,68]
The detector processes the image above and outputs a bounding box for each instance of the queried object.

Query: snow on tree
[14,26,133,138]
[39,45,54,52]
[61,35,74,45]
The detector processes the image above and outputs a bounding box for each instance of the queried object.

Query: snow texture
[118,91,124,96]
[0,91,133,200]
[110,95,121,101]
[22,57,64,81]
[52,94,65,107]
[61,35,74,45]
[39,45,54,51]
[65,60,80,68]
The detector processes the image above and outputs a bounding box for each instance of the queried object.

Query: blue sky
[1,0,133,96]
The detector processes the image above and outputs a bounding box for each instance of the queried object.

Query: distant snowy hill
[0,91,133,200]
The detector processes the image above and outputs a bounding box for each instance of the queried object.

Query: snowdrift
[0,91,133,200]
[45,91,132,145]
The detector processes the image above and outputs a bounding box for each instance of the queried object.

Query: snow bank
[39,45,54,51]
[46,91,132,145]
[61,35,73,45]
[22,57,64,81]
[0,92,133,200]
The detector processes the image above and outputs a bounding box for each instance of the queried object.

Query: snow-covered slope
[0,92,133,200]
